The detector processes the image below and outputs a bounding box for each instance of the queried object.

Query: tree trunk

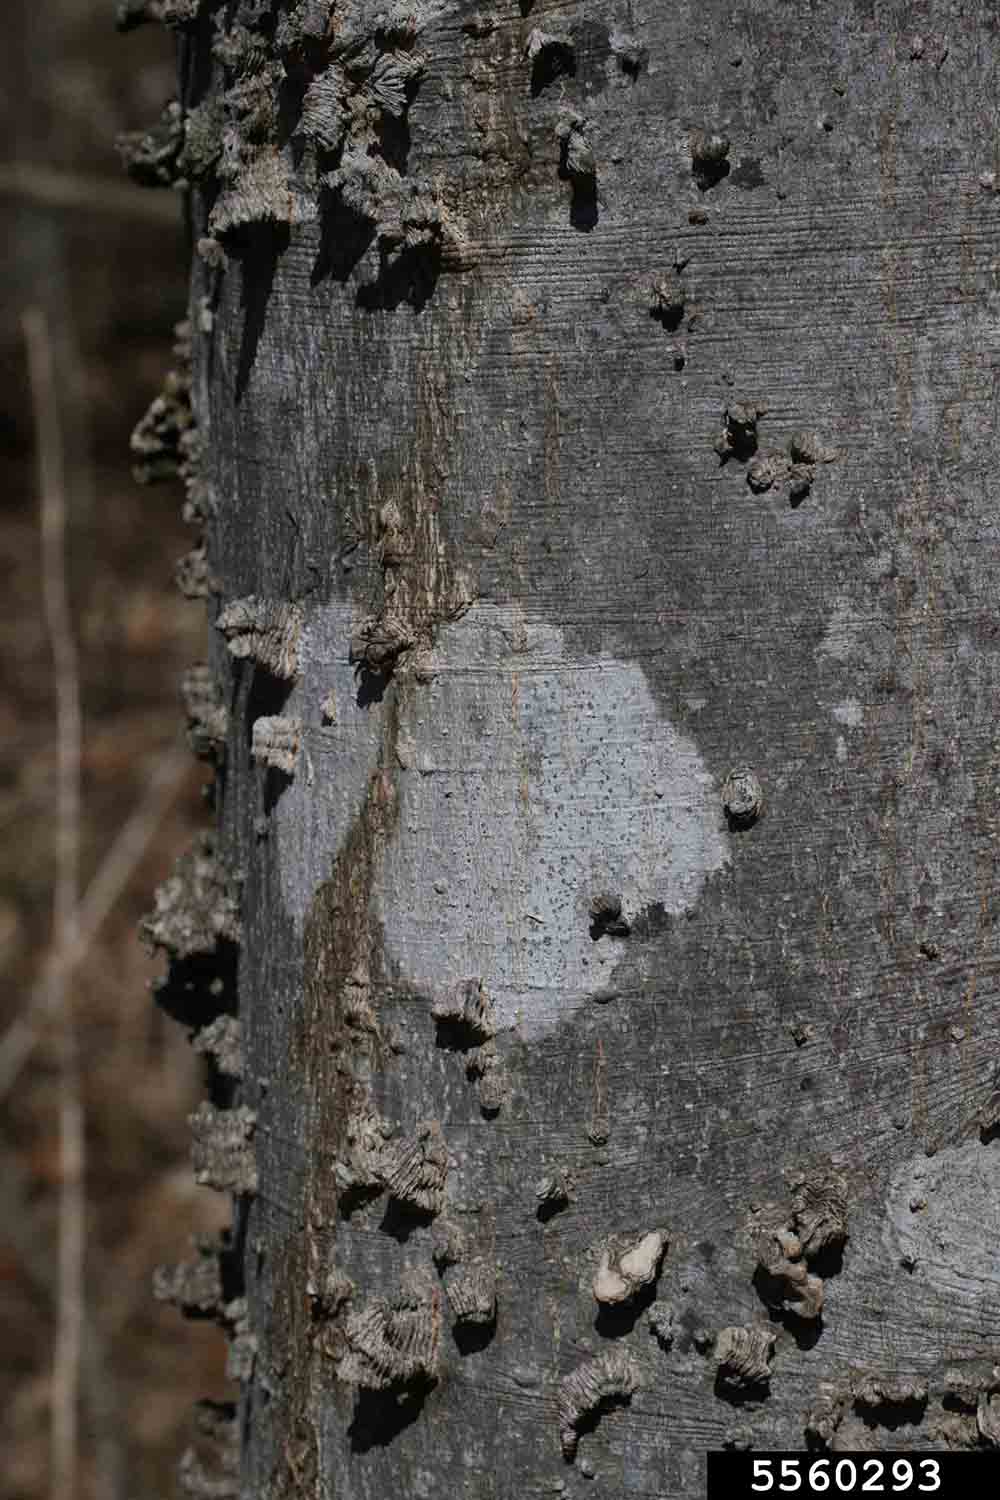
[137,0,1000,1493]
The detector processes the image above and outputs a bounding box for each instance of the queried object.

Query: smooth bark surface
[147,0,1000,1493]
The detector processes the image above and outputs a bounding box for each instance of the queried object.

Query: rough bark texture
[140,0,1000,1493]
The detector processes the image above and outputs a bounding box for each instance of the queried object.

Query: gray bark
[138,0,1000,1494]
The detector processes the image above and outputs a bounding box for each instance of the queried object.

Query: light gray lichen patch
[882,1142,1000,1304]
[271,605,727,1041]
[817,597,872,664]
[831,697,863,729]
[374,606,728,1040]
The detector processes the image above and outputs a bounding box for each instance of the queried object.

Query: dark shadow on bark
[348,1381,435,1452]
[378,1198,437,1242]
[245,662,295,732]
[629,901,670,941]
[594,1280,656,1339]
[751,1272,825,1351]
[217,1228,245,1306]
[725,806,762,833]
[355,665,391,708]
[276,70,311,150]
[452,1312,497,1356]
[718,428,758,465]
[262,764,294,816]
[233,222,290,403]
[808,1241,846,1283]
[855,1394,928,1431]
[782,1313,824,1353]
[650,302,684,332]
[373,112,413,177]
[311,191,377,286]
[565,172,598,232]
[355,242,443,312]
[152,942,240,1030]
[530,41,576,96]
[338,1183,385,1220]
[980,1119,1000,1144]
[589,919,629,942]
[244,665,296,813]
[714,1372,770,1407]
[433,1018,482,1055]
[536,1192,569,1223]
[730,156,765,190]
[565,1390,632,1458]
[676,1305,715,1356]
[203,1055,240,1110]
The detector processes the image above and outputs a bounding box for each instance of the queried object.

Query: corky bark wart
[136,0,1000,1492]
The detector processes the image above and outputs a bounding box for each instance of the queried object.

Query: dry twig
[24,303,84,1500]
[0,742,191,1101]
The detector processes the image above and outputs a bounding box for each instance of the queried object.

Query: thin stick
[0,1142,125,1500]
[0,742,191,1101]
[24,304,84,1500]
[0,162,182,224]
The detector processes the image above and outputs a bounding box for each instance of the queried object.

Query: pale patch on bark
[832,697,864,728]
[376,605,728,1038]
[881,1142,1000,1301]
[272,604,727,1040]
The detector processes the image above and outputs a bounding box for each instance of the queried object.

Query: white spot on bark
[818,597,867,662]
[882,1142,1000,1303]
[378,607,727,1038]
[273,605,727,1041]
[832,697,863,728]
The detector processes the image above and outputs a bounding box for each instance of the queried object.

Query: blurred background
[1,3,231,1497]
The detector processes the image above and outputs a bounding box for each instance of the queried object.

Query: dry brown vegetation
[1,4,230,1497]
